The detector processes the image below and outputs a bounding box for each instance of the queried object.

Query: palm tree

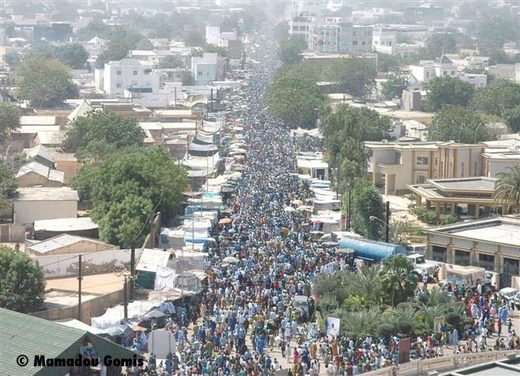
[495,164,520,213]
[380,255,417,307]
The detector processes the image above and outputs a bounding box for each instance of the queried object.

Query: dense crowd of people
[123,32,519,376]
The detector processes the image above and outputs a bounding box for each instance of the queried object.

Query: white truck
[444,265,486,289]
[407,254,441,276]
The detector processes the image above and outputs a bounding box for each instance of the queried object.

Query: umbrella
[322,241,339,247]
[283,206,296,212]
[219,217,233,225]
[223,256,240,264]
[291,199,303,206]
[143,309,166,320]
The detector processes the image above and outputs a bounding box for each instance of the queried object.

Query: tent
[90,300,156,329]
[136,249,171,289]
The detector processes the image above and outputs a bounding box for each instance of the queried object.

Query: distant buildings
[191,53,226,85]
[99,58,160,98]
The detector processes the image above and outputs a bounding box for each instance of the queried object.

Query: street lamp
[369,214,407,243]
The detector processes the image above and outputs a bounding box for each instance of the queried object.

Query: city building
[426,217,520,287]
[99,58,160,98]
[26,234,116,256]
[288,16,313,43]
[308,23,372,54]
[366,141,484,195]
[16,161,64,188]
[191,53,226,85]
[13,187,79,228]
[408,177,502,218]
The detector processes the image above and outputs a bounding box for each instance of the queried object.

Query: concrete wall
[14,200,77,226]
[0,223,26,242]
[30,289,124,324]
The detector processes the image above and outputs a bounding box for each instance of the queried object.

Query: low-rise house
[26,234,116,256]
[33,217,98,240]
[16,161,64,187]
[13,187,79,228]
[191,53,226,85]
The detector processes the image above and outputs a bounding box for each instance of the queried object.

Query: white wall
[14,201,77,225]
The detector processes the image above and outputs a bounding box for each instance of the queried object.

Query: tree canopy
[63,110,146,161]
[495,164,520,214]
[427,106,489,144]
[423,76,475,112]
[73,148,189,247]
[265,64,323,129]
[0,103,20,140]
[351,181,385,241]
[0,162,17,213]
[158,55,184,69]
[472,80,520,118]
[0,246,45,312]
[323,58,376,99]
[381,71,409,100]
[27,42,89,69]
[277,36,307,66]
[17,58,78,108]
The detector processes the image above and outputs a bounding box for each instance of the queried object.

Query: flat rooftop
[44,289,99,310]
[430,177,497,192]
[15,187,79,201]
[432,219,520,247]
[46,273,125,295]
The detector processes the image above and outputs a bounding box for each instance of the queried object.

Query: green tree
[381,71,408,100]
[3,51,21,68]
[63,110,146,161]
[476,16,520,49]
[277,36,307,66]
[380,255,417,307]
[352,181,385,240]
[203,44,228,57]
[419,33,457,60]
[377,53,403,73]
[158,55,184,69]
[504,106,520,133]
[320,104,391,171]
[54,44,89,69]
[184,29,205,47]
[0,103,21,140]
[323,58,376,98]
[17,58,78,108]
[265,63,323,129]
[427,106,490,143]
[472,80,520,117]
[273,21,289,42]
[73,148,189,247]
[495,165,520,214]
[0,162,17,213]
[424,76,475,112]
[0,246,45,312]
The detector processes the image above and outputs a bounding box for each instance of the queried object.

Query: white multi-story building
[308,23,373,54]
[191,53,225,85]
[101,58,161,98]
[288,16,313,43]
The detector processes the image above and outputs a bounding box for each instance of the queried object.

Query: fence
[37,248,144,278]
[362,350,520,376]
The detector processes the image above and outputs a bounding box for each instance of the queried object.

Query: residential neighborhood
[0,1,519,376]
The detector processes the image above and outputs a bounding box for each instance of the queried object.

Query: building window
[116,70,121,75]
[416,156,429,166]
[133,70,138,76]
[455,250,470,266]
[478,253,494,271]
[432,246,447,262]
[460,162,464,177]
[353,41,358,45]
[416,175,426,184]
[116,83,121,88]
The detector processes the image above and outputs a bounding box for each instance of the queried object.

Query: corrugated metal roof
[0,308,141,376]
[136,248,170,273]
[28,234,109,255]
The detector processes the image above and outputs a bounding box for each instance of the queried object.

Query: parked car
[499,287,519,305]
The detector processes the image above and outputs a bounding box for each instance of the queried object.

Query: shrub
[412,207,438,225]
[377,323,395,340]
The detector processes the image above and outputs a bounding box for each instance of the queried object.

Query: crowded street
[124,31,520,376]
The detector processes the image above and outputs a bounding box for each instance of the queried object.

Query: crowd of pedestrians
[125,32,519,376]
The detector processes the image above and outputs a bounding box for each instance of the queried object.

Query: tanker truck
[338,236,406,262]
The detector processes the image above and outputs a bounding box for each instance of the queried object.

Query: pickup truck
[407,254,440,277]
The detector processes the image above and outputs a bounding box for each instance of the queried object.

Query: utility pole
[78,254,82,321]
[123,275,128,321]
[129,244,135,301]
[347,188,352,231]
[385,201,390,243]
